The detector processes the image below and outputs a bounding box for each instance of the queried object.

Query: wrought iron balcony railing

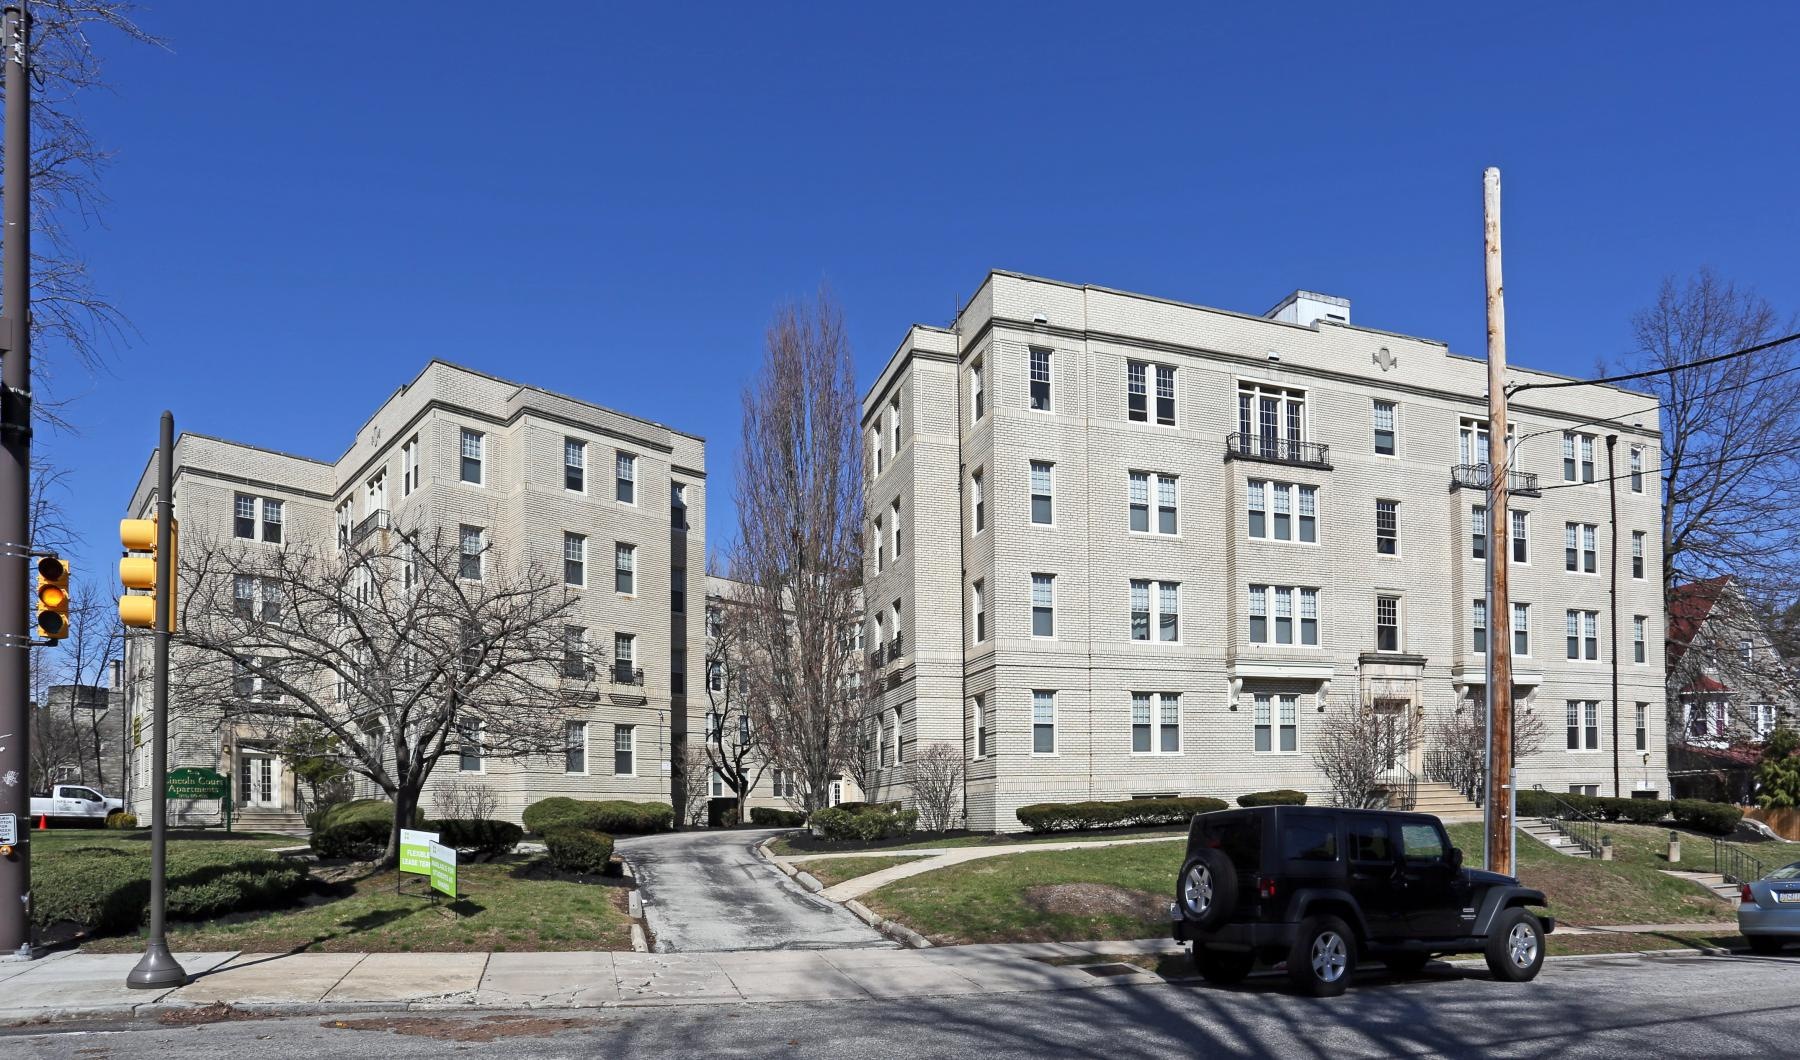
[611,664,644,686]
[1225,432,1332,469]
[348,509,391,547]
[1450,463,1541,497]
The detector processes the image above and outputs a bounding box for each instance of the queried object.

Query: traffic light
[119,517,177,631]
[35,556,70,640]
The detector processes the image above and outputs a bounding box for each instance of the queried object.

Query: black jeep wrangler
[1171,805,1553,996]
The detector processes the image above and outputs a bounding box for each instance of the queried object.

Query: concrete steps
[1662,870,1740,903]
[1406,782,1483,821]
[1517,817,1595,858]
[233,809,309,836]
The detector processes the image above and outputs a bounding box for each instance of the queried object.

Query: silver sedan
[1739,860,1800,954]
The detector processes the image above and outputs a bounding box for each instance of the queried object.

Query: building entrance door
[238,750,281,808]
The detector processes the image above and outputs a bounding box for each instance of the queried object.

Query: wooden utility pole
[1483,167,1515,877]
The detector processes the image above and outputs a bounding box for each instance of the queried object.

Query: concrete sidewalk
[0,939,1187,1024]
[784,835,1186,902]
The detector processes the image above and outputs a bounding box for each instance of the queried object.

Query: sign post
[428,841,457,902]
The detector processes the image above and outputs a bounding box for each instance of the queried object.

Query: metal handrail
[1377,761,1418,810]
[1715,838,1769,886]
[1224,432,1332,469]
[1529,784,1603,856]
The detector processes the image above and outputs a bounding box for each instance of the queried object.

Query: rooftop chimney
[1266,290,1350,328]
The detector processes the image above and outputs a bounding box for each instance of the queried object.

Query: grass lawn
[30,828,300,852]
[1450,822,1730,927]
[76,856,633,954]
[801,856,928,890]
[769,827,1184,857]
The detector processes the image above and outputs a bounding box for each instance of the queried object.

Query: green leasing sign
[429,840,457,899]
[399,829,437,877]
[164,767,228,800]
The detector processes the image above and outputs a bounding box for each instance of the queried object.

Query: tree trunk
[386,784,420,868]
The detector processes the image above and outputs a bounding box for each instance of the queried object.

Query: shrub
[543,828,615,875]
[33,844,307,935]
[811,806,918,841]
[522,798,672,836]
[1237,789,1308,808]
[309,799,399,859]
[1592,796,1670,825]
[1014,796,1228,834]
[749,807,806,827]
[104,810,138,830]
[1515,789,1558,818]
[1672,798,1743,836]
[429,818,523,858]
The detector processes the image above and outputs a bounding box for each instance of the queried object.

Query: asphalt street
[617,828,894,952]
[7,950,1795,1059]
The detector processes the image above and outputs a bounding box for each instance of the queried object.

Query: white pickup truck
[29,784,124,824]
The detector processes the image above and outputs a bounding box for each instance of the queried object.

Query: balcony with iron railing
[1225,432,1332,470]
[347,509,391,547]
[868,645,886,670]
[611,663,644,686]
[1450,463,1541,497]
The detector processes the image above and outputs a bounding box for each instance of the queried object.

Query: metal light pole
[1482,167,1516,878]
[127,412,185,988]
[0,1,34,961]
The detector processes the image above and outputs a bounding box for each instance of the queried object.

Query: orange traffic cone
[37,814,47,830]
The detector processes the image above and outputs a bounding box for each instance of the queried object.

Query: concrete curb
[629,924,649,953]
[794,872,823,893]
[844,900,879,926]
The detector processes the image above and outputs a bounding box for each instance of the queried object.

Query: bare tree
[909,743,963,833]
[1311,700,1424,809]
[701,580,770,819]
[1426,699,1548,805]
[844,660,880,805]
[46,586,121,788]
[172,524,589,864]
[732,290,865,813]
[679,742,711,827]
[1629,269,1800,596]
[1666,577,1798,749]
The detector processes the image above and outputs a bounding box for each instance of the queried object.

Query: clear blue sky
[36,1,1800,616]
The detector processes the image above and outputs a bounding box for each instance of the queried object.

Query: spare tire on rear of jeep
[1177,848,1238,930]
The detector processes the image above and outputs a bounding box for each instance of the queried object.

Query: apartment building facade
[862,271,1669,832]
[123,361,705,827]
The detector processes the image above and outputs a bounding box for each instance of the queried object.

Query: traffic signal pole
[0,2,33,961]
[128,411,185,988]
[1483,167,1516,878]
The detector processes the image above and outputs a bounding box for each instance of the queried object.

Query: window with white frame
[1512,510,1529,563]
[614,541,635,594]
[1254,692,1299,753]
[1030,461,1053,524]
[1376,499,1398,555]
[563,625,588,679]
[1460,419,1491,467]
[1563,432,1596,482]
[1566,610,1599,660]
[872,425,882,474]
[974,694,989,758]
[1373,400,1397,456]
[565,438,586,492]
[233,494,285,543]
[1472,505,1488,560]
[1129,471,1178,534]
[458,718,483,771]
[1753,703,1777,736]
[1238,383,1306,457]
[1029,348,1052,411]
[1630,445,1645,492]
[970,357,985,421]
[459,525,485,581]
[890,499,902,559]
[1376,595,1401,652]
[1566,700,1600,750]
[565,721,587,773]
[460,428,484,485]
[615,451,637,504]
[872,515,883,573]
[971,579,986,643]
[1247,481,1318,542]
[889,395,901,455]
[1246,585,1318,646]
[670,481,689,530]
[1131,691,1181,754]
[1032,691,1055,753]
[564,532,586,587]
[1740,638,1754,663]
[1635,703,1648,751]
[1472,598,1488,654]
[1634,616,1648,663]
[1632,531,1645,579]
[1031,573,1055,637]
[971,469,985,533]
[613,725,635,775]
[613,632,636,682]
[402,436,420,496]
[1513,602,1530,656]
[1565,523,1598,573]
[1129,579,1181,642]
[1127,361,1176,426]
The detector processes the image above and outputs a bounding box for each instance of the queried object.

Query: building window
[1247,481,1318,542]
[970,357,985,421]
[1031,574,1055,638]
[1246,585,1318,646]
[971,579,986,643]
[613,632,636,683]
[563,625,588,679]
[1033,691,1055,754]
[234,574,256,618]
[1129,471,1178,534]
[1376,500,1398,555]
[1132,692,1182,754]
[1512,510,1529,564]
[459,428,484,485]
[459,525,484,581]
[564,533,586,587]
[1566,523,1598,573]
[458,719,483,772]
[1376,595,1401,652]
[1632,531,1646,579]
[1127,361,1176,426]
[615,542,636,594]
[1460,419,1491,467]
[671,567,686,614]
[1566,700,1600,751]
[402,436,420,496]
[1254,693,1299,753]
[1635,703,1648,751]
[613,725,635,776]
[1753,703,1777,736]
[1566,610,1600,660]
[1563,432,1596,483]
[971,469,985,533]
[1238,383,1307,458]
[565,721,587,773]
[615,451,637,504]
[1030,461,1053,524]
[1373,400,1397,456]
[1029,348,1052,411]
[974,694,989,758]
[1630,445,1645,493]
[889,396,901,455]
[1740,638,1754,664]
[1130,579,1181,642]
[1472,599,1488,654]
[872,516,883,574]
[1472,506,1488,560]
[1628,616,1646,664]
[1513,602,1530,656]
[671,481,689,530]
[872,426,882,474]
[565,438,586,492]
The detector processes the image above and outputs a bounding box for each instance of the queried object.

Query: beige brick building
[862,271,1669,832]
[123,361,706,829]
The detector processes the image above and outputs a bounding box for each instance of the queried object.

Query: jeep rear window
[1281,820,1338,862]
[1204,818,1261,873]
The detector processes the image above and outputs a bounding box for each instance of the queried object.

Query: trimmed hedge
[1515,790,1744,835]
[104,810,138,830]
[1237,789,1308,808]
[748,807,806,828]
[811,806,918,841]
[309,799,407,860]
[429,818,523,858]
[523,798,673,836]
[543,828,615,875]
[1015,796,1228,834]
[34,844,308,935]
[1673,798,1743,836]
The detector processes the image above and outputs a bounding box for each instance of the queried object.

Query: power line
[1507,329,1800,396]
[1530,439,1800,493]
[1513,356,1800,446]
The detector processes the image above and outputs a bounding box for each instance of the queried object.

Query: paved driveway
[617,828,895,953]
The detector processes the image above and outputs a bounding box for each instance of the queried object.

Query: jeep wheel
[1287,915,1356,997]
[1383,952,1431,976]
[1194,946,1254,986]
[1178,849,1237,931]
[1484,908,1545,982]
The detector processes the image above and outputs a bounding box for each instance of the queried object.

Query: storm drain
[1081,962,1142,978]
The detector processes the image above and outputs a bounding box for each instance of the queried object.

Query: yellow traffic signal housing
[35,555,70,640]
[118,517,178,631]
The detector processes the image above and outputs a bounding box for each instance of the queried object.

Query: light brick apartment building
[862,271,1669,832]
[123,361,706,828]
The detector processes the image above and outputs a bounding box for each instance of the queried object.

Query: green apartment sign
[165,767,228,800]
